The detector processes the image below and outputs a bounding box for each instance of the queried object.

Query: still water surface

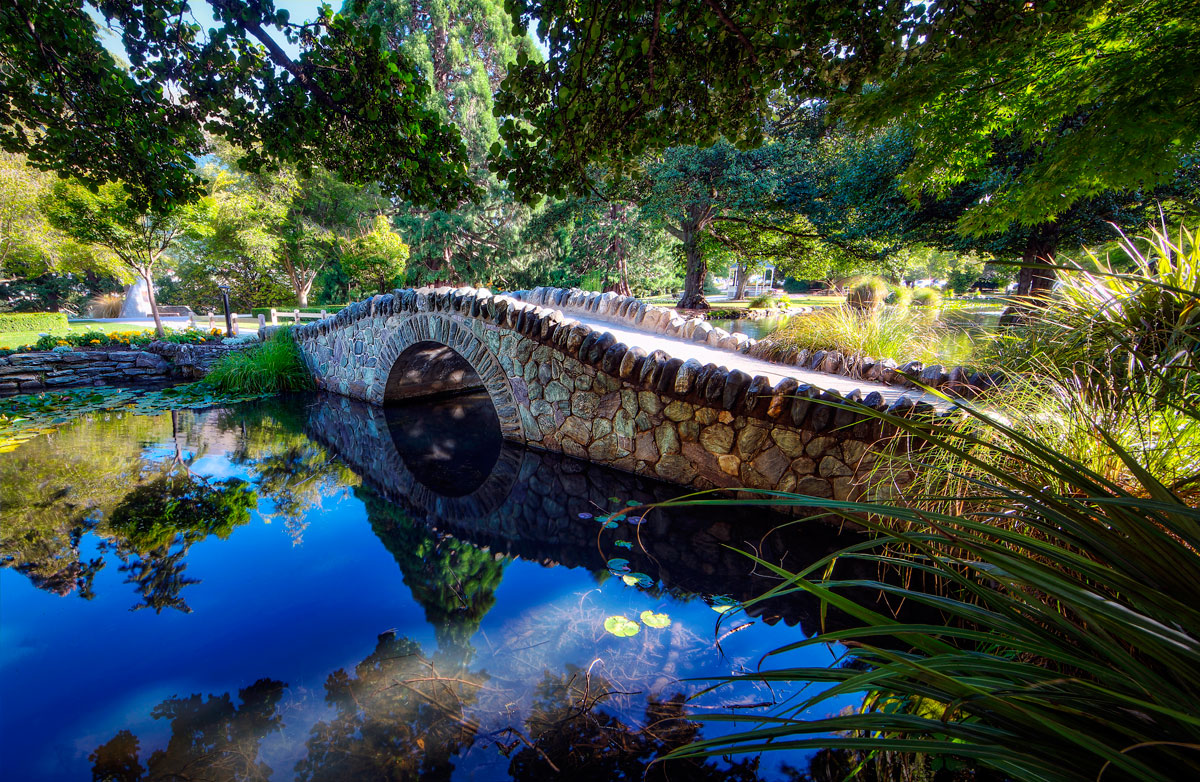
[0,392,861,780]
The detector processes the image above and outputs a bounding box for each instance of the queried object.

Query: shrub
[846,277,888,312]
[886,283,913,307]
[981,225,1200,403]
[748,293,773,309]
[0,312,68,333]
[203,327,313,395]
[911,286,943,307]
[85,293,124,318]
[749,294,792,310]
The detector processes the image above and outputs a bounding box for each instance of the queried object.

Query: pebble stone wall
[293,286,943,498]
[0,342,254,395]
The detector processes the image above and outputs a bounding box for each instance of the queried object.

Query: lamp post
[218,285,233,336]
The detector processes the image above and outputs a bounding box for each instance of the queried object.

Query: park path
[571,313,945,407]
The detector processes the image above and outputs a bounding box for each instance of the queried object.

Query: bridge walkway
[570,312,945,407]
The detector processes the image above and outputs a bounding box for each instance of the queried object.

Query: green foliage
[202,328,314,396]
[108,471,256,553]
[0,312,67,333]
[347,0,536,288]
[846,277,888,312]
[981,226,1200,403]
[340,215,410,294]
[886,283,913,307]
[769,306,964,364]
[1,0,475,212]
[518,194,679,296]
[847,0,1200,232]
[664,224,1200,781]
[911,286,943,307]
[490,0,917,199]
[20,327,218,353]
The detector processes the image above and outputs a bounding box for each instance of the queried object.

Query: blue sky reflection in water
[0,392,862,780]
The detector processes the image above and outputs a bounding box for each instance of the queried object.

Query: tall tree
[782,122,1199,296]
[1,0,476,213]
[347,0,538,284]
[43,179,184,335]
[637,142,832,309]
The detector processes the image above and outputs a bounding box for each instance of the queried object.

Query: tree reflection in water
[89,633,774,782]
[90,678,286,782]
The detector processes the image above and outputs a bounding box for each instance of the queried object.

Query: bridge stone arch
[370,312,523,441]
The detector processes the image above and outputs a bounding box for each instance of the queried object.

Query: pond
[0,391,871,781]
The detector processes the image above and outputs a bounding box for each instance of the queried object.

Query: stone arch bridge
[293,287,962,499]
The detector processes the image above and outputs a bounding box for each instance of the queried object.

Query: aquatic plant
[202,327,313,395]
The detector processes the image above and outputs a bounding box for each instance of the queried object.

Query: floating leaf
[614,540,632,549]
[708,595,740,613]
[604,615,640,637]
[607,558,630,572]
[626,500,641,507]
[640,610,671,629]
[602,520,618,529]
[611,514,627,522]
[577,512,593,520]
[622,572,653,588]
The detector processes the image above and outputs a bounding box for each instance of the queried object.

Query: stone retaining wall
[0,342,253,394]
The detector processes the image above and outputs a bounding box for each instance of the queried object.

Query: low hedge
[249,305,347,318]
[0,312,69,333]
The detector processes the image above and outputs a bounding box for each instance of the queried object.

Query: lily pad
[577,512,593,520]
[604,615,640,637]
[640,610,671,628]
[602,520,618,529]
[621,572,653,588]
[606,558,630,572]
[707,595,740,613]
[613,540,632,549]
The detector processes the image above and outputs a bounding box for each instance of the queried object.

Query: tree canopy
[1,0,477,212]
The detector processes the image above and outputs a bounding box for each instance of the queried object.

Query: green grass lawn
[0,323,116,350]
[0,317,265,350]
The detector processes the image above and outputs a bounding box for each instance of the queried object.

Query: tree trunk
[143,269,165,338]
[734,262,749,300]
[1016,224,1060,298]
[296,274,312,307]
[608,203,632,296]
[677,205,710,310]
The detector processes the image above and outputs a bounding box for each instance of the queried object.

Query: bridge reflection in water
[306,390,870,636]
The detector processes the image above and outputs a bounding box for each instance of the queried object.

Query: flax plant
[658,226,1200,781]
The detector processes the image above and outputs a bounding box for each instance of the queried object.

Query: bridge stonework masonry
[293,286,953,500]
